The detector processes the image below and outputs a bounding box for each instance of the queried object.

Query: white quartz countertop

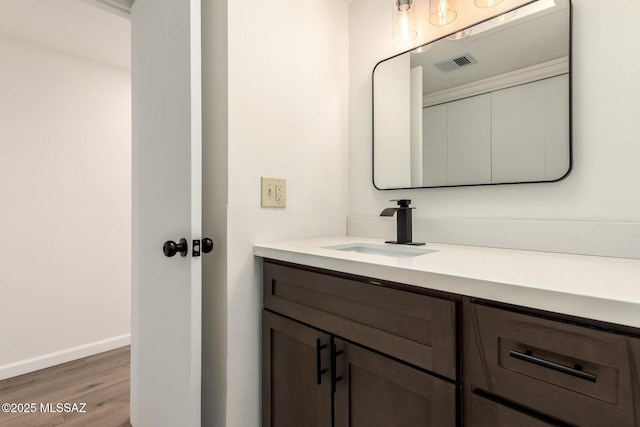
[254,236,640,329]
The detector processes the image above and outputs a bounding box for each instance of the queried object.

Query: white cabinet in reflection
[492,79,547,183]
[422,104,447,186]
[544,75,571,181]
[422,94,492,186]
[492,75,569,183]
[448,94,491,185]
[422,74,569,186]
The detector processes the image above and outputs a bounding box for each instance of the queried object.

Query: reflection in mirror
[373,0,571,189]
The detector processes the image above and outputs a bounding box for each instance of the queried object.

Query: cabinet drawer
[263,261,457,379]
[467,303,640,426]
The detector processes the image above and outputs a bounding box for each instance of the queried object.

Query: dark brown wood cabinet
[463,299,640,426]
[262,259,640,427]
[262,260,459,427]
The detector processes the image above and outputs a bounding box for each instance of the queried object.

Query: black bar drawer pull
[331,342,343,393]
[316,339,327,385]
[509,350,597,383]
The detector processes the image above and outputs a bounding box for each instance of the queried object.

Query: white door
[130,0,202,426]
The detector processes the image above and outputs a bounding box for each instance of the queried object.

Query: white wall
[0,36,131,378]
[202,0,350,425]
[349,0,640,258]
[373,53,412,188]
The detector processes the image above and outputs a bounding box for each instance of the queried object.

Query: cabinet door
[333,338,456,427]
[447,93,492,185]
[491,80,546,183]
[422,104,448,186]
[262,311,332,427]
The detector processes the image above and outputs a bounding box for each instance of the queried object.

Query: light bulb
[429,0,457,26]
[393,0,417,42]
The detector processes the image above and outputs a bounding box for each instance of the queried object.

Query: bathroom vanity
[256,237,640,426]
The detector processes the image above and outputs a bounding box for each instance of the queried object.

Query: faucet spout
[380,207,399,217]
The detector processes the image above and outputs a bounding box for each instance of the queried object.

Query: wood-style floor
[0,346,131,427]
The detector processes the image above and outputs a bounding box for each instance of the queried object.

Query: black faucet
[380,199,425,246]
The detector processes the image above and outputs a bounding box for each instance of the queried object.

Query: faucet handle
[389,199,411,208]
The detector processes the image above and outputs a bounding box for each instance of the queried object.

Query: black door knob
[202,238,213,254]
[163,238,188,257]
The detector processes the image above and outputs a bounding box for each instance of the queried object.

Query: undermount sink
[324,243,438,259]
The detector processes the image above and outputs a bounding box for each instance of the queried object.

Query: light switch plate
[261,177,286,208]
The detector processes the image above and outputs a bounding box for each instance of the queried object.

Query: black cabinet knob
[163,238,188,257]
[202,238,214,254]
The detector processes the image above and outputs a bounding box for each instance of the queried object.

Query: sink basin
[324,243,437,259]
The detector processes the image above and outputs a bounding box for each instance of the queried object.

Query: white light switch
[261,177,286,208]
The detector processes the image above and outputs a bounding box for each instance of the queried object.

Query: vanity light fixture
[429,0,457,26]
[474,0,504,7]
[393,0,418,42]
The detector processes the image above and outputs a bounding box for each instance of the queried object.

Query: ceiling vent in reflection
[433,53,478,73]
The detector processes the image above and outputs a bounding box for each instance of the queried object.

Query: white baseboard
[348,216,640,259]
[0,334,131,381]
